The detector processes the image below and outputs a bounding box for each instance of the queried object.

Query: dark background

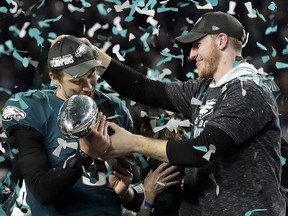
[0,0,287,139]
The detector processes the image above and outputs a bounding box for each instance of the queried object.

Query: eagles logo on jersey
[2,106,26,121]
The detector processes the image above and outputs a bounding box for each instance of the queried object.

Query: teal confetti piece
[281,156,286,165]
[233,59,241,68]
[121,47,136,57]
[265,25,278,35]
[244,208,267,216]
[103,164,113,178]
[186,72,195,79]
[37,0,46,9]
[255,9,266,22]
[282,45,288,55]
[80,0,92,8]
[208,0,218,6]
[96,3,108,15]
[271,46,277,57]
[0,44,10,55]
[48,32,57,38]
[157,5,178,13]
[261,55,270,63]
[256,42,267,51]
[5,39,15,51]
[193,146,208,152]
[135,153,149,169]
[124,0,140,22]
[267,2,277,11]
[0,156,5,162]
[0,7,8,13]
[9,25,21,36]
[38,15,62,28]
[12,51,29,67]
[106,0,122,4]
[142,0,157,10]
[275,62,288,69]
[146,68,160,79]
[156,50,183,66]
[28,28,44,47]
[140,32,150,52]
[112,27,127,37]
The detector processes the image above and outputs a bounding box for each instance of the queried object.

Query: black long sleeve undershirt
[9,126,92,205]
[102,59,177,112]
[167,125,236,167]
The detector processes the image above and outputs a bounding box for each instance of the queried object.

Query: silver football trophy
[57,95,98,138]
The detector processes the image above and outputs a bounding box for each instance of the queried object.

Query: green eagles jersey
[2,89,132,216]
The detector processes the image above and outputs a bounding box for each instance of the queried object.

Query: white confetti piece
[209,173,220,195]
[114,0,130,12]
[129,33,135,41]
[147,16,158,26]
[19,22,30,38]
[227,1,236,15]
[9,0,18,14]
[196,3,213,9]
[191,97,202,105]
[244,2,257,18]
[203,144,216,161]
[67,3,85,12]
[113,16,124,31]
[87,22,102,37]
[53,138,78,157]
[112,44,125,61]
[153,118,191,133]
[135,7,155,17]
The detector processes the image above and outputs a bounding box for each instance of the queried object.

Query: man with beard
[54,11,286,215]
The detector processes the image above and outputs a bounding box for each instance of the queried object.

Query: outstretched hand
[101,122,135,160]
[143,163,180,200]
[79,112,111,158]
[105,156,133,196]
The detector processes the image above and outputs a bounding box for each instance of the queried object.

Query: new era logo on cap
[212,25,219,31]
[48,36,104,77]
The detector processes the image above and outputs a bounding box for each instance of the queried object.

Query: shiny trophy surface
[57,95,98,138]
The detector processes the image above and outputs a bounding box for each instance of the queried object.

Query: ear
[49,72,60,86]
[217,33,229,50]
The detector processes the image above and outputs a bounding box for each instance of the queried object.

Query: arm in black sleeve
[102,59,176,111]
[281,138,288,188]
[10,126,93,205]
[166,125,235,167]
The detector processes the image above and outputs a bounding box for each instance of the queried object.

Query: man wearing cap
[1,36,144,215]
[59,11,286,215]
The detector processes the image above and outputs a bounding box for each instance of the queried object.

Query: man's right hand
[79,112,111,158]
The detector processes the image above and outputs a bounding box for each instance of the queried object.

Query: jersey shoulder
[2,89,58,132]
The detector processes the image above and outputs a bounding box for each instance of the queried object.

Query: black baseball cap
[175,11,246,49]
[48,36,105,77]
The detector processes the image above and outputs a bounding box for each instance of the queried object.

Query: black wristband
[78,149,94,160]
[121,185,144,212]
[70,150,93,168]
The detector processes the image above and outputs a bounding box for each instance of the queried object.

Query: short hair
[229,37,243,52]
[50,70,64,82]
[210,34,242,52]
